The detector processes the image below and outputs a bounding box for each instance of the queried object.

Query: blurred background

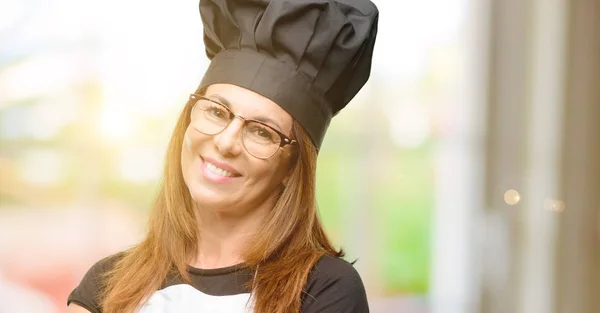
[0,0,598,312]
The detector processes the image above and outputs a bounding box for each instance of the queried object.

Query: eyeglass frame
[188,93,298,159]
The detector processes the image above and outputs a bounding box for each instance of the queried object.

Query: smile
[199,156,242,184]
[204,161,235,177]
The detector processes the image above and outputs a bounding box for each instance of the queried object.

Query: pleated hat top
[197,0,379,148]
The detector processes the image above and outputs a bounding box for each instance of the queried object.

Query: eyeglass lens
[191,98,282,159]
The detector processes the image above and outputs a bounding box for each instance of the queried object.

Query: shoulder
[67,252,125,313]
[308,255,362,284]
[301,255,369,313]
[86,252,124,276]
[79,252,124,285]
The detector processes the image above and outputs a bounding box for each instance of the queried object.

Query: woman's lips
[202,156,241,176]
[199,156,241,183]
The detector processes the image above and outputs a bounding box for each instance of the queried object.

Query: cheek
[247,157,290,187]
[182,126,208,155]
[181,128,201,173]
[183,132,193,152]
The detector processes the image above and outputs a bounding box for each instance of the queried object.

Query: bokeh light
[504,189,521,206]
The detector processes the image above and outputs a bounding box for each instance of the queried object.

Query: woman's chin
[188,187,234,208]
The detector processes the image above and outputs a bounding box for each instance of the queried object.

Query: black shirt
[67,254,369,313]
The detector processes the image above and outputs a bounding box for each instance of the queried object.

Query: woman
[66,0,378,312]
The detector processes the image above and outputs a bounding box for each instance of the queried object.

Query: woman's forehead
[204,83,293,130]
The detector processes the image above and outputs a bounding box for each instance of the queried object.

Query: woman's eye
[208,107,227,119]
[257,129,271,138]
[251,126,273,139]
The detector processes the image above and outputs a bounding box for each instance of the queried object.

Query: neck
[190,198,274,269]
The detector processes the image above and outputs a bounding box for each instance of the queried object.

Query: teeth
[205,161,234,177]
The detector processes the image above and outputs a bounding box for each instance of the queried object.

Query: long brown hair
[99,96,342,313]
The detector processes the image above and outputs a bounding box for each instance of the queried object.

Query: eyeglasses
[189,94,297,159]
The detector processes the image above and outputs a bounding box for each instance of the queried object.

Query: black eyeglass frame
[189,94,297,159]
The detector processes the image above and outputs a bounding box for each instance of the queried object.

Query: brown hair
[99,96,342,313]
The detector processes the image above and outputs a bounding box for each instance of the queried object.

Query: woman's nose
[213,117,244,156]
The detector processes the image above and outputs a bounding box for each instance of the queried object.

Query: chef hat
[197,0,378,149]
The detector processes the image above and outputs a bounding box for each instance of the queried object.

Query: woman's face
[181,83,294,213]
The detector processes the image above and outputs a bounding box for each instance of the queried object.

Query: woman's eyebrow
[208,93,284,131]
[209,94,233,108]
[252,115,283,132]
